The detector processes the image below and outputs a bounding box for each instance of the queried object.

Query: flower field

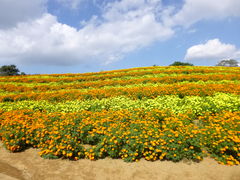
[0,66,239,165]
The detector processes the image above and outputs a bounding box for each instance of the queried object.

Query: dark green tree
[216,59,239,67]
[0,65,20,76]
[169,61,194,66]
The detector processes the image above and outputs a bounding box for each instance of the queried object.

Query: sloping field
[0,66,239,179]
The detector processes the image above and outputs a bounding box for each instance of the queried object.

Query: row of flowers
[1,67,239,83]
[0,74,239,93]
[1,93,239,115]
[0,109,239,165]
[28,66,240,78]
[0,83,239,102]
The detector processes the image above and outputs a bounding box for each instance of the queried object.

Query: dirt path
[0,143,239,180]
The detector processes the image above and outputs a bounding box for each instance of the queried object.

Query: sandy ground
[0,143,239,180]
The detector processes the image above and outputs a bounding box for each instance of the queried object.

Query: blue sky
[0,0,240,74]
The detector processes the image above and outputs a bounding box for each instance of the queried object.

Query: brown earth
[0,143,239,180]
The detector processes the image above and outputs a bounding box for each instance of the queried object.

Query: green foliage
[0,65,20,76]
[169,61,194,66]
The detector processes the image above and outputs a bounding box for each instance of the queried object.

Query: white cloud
[1,0,240,67]
[0,0,173,66]
[184,39,240,61]
[164,0,240,27]
[0,0,47,29]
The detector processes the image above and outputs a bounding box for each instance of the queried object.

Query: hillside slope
[0,66,239,165]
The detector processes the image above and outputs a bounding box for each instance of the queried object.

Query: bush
[169,61,194,66]
[0,65,21,76]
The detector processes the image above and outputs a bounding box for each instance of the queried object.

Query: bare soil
[0,143,239,180]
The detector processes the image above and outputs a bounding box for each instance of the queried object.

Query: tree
[169,61,194,66]
[0,65,20,76]
[216,59,239,67]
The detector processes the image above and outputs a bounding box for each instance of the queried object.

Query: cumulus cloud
[0,0,173,66]
[0,0,240,67]
[184,39,240,61]
[0,0,47,29]
[164,0,240,27]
